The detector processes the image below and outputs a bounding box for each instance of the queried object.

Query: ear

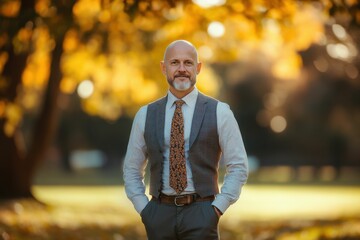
[160,61,166,75]
[196,62,202,74]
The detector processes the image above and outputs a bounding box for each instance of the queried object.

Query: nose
[178,63,186,72]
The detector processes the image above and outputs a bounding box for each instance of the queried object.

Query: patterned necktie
[169,100,187,194]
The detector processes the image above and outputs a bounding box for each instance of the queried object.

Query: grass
[0,185,360,239]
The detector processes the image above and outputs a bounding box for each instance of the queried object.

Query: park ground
[1,184,360,240]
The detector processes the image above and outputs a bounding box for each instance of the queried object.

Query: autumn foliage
[0,0,359,199]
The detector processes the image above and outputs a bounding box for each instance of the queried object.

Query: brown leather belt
[152,194,215,206]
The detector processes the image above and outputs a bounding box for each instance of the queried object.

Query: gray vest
[144,92,221,197]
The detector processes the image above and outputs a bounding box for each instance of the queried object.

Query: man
[123,40,248,240]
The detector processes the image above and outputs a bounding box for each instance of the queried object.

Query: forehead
[165,43,197,61]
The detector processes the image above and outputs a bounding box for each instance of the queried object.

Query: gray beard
[173,79,192,91]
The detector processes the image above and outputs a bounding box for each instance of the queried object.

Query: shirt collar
[167,87,198,110]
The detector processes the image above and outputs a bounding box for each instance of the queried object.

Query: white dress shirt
[123,87,248,214]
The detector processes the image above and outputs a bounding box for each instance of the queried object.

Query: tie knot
[174,100,185,108]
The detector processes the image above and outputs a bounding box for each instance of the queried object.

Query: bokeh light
[332,24,347,40]
[326,43,350,60]
[198,45,214,60]
[0,0,360,239]
[77,79,94,99]
[207,21,225,38]
[270,115,287,133]
[192,0,226,8]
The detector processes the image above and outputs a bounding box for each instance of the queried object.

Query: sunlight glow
[230,185,360,221]
[32,185,360,223]
[77,80,94,99]
[192,0,226,8]
[207,21,225,38]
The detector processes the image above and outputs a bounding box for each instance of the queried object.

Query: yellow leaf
[272,51,302,80]
[0,51,8,73]
[35,0,53,17]
[63,29,79,52]
[4,103,22,136]
[131,79,159,105]
[60,77,77,94]
[0,100,5,117]
[197,65,221,97]
[0,0,20,17]
[21,92,39,110]
[4,121,16,136]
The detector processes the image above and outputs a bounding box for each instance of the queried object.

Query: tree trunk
[0,32,68,200]
[24,33,66,188]
[0,0,72,199]
[0,31,33,199]
[0,0,34,197]
[0,126,32,198]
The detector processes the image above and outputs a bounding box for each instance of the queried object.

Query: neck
[169,86,195,99]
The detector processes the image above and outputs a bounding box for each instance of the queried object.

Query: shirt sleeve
[123,106,149,214]
[212,102,249,214]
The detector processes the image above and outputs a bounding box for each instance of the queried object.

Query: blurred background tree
[0,0,359,199]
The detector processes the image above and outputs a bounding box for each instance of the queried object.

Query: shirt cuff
[211,194,231,214]
[132,195,149,214]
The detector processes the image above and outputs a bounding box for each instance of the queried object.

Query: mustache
[175,74,190,78]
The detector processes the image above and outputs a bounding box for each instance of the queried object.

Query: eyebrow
[168,58,194,62]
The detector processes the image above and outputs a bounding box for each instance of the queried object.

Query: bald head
[160,40,202,98]
[163,40,199,63]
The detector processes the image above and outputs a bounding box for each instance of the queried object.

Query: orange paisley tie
[169,100,187,194]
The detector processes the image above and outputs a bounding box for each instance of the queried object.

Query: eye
[170,61,178,65]
[185,61,193,66]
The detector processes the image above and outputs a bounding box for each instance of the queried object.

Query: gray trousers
[141,199,220,240]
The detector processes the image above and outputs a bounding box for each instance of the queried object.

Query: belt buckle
[174,195,186,207]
